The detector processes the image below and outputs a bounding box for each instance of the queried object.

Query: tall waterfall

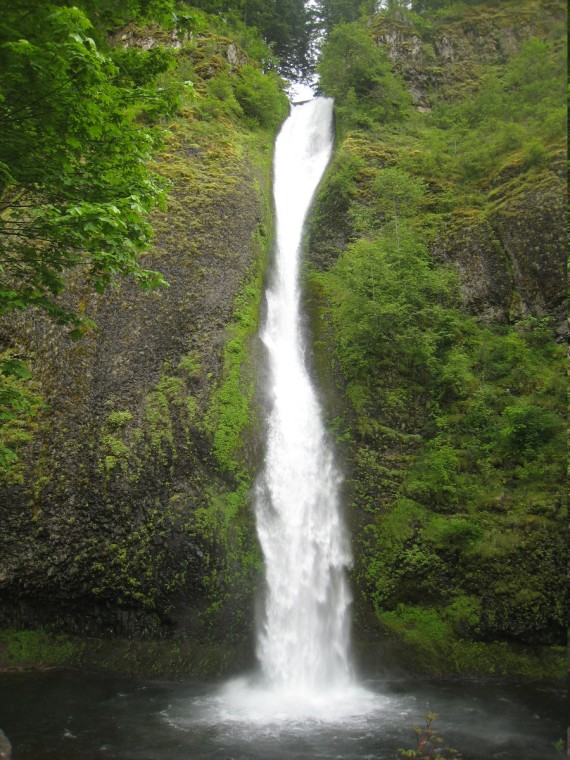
[255,97,353,694]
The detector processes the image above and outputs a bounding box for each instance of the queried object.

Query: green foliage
[382,605,452,660]
[0,626,254,677]
[380,603,565,677]
[0,354,42,480]
[355,315,567,643]
[106,410,134,428]
[352,167,427,235]
[310,0,567,669]
[77,0,176,32]
[498,400,562,460]
[373,167,427,218]
[322,150,365,207]
[111,45,175,87]
[318,0,376,35]
[432,37,566,183]
[0,2,172,473]
[404,440,463,510]
[189,0,313,76]
[202,71,245,119]
[0,1,289,478]
[319,228,460,389]
[253,0,314,76]
[233,65,289,129]
[206,271,263,474]
[157,25,287,131]
[423,518,482,553]
[0,1,168,332]
[0,628,75,667]
[318,23,409,131]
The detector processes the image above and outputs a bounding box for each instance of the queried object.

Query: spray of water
[255,97,353,697]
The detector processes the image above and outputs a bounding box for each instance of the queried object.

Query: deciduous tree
[0,0,169,469]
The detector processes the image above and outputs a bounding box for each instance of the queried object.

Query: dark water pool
[0,669,565,759]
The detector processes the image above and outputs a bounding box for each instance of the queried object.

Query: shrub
[499,401,562,459]
[233,65,288,129]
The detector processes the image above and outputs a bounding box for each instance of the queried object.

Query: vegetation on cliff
[0,0,174,470]
[0,0,287,652]
[310,0,566,674]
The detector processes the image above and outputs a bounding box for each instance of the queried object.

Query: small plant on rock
[397,713,462,759]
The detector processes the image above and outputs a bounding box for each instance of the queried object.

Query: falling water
[255,97,353,696]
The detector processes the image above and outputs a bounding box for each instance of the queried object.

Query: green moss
[206,276,261,473]
[0,629,76,667]
[86,506,183,610]
[0,627,254,677]
[101,435,130,458]
[98,409,136,475]
[193,223,270,634]
[178,351,201,378]
[379,604,565,679]
[106,410,133,428]
[0,351,44,485]
[144,381,176,460]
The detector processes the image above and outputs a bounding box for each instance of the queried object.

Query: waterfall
[173,98,379,725]
[255,97,353,694]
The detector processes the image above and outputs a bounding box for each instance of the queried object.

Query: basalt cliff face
[0,28,283,663]
[373,1,567,331]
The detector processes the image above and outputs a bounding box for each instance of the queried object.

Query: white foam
[165,677,391,733]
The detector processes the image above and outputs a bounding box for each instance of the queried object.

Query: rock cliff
[0,28,283,657]
[374,0,567,332]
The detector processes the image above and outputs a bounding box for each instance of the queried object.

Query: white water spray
[255,97,353,695]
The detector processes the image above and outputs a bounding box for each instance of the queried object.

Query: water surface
[0,669,564,759]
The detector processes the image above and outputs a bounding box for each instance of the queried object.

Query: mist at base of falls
[189,676,385,724]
